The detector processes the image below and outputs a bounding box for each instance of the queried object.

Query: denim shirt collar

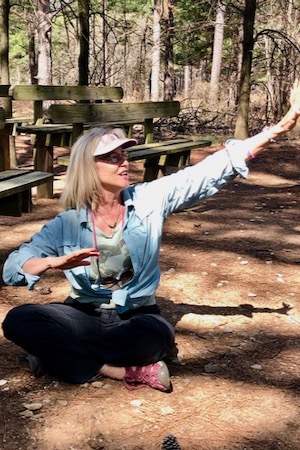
[78,187,136,225]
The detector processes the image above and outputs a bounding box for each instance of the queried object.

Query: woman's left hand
[290,79,300,113]
[267,79,300,138]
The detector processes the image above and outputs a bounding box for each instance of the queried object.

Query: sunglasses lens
[95,151,128,164]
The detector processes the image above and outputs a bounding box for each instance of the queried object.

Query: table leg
[34,135,53,198]
[0,134,11,171]
[143,156,161,181]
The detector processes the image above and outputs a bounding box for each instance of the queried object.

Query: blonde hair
[60,126,127,211]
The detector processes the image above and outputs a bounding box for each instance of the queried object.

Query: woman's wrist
[262,126,277,142]
[22,257,53,276]
[263,124,288,141]
[45,256,55,270]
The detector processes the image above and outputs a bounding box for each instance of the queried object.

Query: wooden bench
[12,84,124,123]
[47,101,212,181]
[0,169,53,216]
[0,104,52,216]
[14,85,124,197]
[0,106,8,170]
[0,86,34,170]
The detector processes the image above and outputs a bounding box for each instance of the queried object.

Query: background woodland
[1,0,300,138]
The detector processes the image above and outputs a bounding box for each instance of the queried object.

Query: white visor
[94,133,137,156]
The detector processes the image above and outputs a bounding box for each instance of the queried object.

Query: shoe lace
[123,366,152,390]
[124,365,163,390]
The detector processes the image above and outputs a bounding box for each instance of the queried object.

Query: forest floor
[0,132,300,450]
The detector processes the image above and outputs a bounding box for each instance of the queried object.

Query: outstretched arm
[244,79,300,160]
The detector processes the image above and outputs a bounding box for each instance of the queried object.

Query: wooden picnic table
[0,169,53,216]
[0,105,51,216]
[1,84,124,182]
[0,116,34,171]
[58,138,213,181]
[15,124,74,198]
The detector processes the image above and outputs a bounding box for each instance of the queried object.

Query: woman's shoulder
[49,207,87,227]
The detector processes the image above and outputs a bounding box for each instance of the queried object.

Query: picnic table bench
[48,101,212,182]
[0,169,53,216]
[58,138,212,180]
[0,116,34,170]
[0,106,52,216]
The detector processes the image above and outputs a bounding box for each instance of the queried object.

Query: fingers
[52,247,100,270]
[58,248,99,270]
[53,248,100,271]
[290,79,300,110]
[72,248,99,259]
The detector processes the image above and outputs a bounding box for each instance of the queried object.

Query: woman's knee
[2,304,43,339]
[131,315,175,350]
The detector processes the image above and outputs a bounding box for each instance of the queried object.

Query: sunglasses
[95,150,129,164]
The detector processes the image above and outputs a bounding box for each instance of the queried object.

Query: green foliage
[91,0,152,16]
[174,0,213,66]
[3,0,300,125]
[105,0,151,14]
[7,4,30,79]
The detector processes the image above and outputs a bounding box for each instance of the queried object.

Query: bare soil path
[0,136,300,449]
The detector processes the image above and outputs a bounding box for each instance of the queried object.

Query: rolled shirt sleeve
[2,217,64,289]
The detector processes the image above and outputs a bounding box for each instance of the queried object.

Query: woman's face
[94,147,130,193]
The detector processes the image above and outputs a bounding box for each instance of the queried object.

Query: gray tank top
[89,222,133,289]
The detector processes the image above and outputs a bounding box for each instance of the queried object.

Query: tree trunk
[28,21,38,85]
[78,0,90,85]
[101,0,107,86]
[184,65,191,100]
[151,0,161,101]
[264,34,274,123]
[0,0,11,116]
[163,0,174,101]
[209,0,226,105]
[37,0,52,85]
[234,0,257,139]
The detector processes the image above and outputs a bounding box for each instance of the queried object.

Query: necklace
[97,203,121,231]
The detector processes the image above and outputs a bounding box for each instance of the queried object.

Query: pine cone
[161,434,182,450]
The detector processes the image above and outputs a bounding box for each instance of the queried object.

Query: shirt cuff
[225,139,249,178]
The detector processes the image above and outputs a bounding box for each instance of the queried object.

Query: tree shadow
[157,296,292,324]
[157,296,300,395]
[160,179,300,267]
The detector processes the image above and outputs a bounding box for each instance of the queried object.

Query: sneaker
[26,353,45,378]
[123,361,171,392]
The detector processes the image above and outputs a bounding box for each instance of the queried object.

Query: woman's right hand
[48,248,100,270]
[22,248,100,275]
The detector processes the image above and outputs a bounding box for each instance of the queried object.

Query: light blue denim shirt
[2,141,248,313]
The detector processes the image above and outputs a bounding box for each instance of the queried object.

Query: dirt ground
[0,134,300,450]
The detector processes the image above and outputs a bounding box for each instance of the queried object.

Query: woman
[2,83,300,392]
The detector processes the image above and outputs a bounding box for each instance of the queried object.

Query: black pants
[2,301,175,384]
